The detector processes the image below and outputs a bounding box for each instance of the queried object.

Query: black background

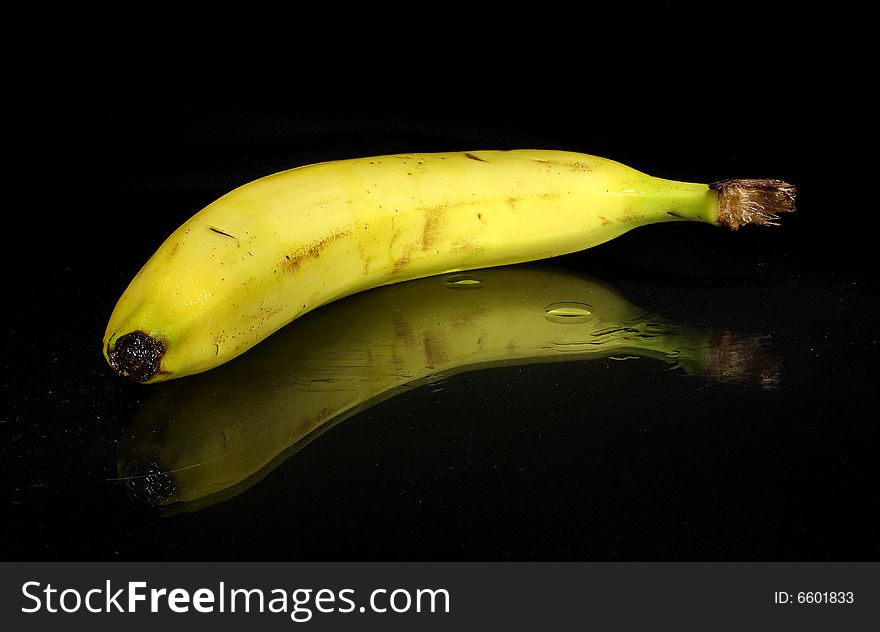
[3,5,877,561]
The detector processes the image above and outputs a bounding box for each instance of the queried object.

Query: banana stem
[635,177,796,230]
[710,179,797,230]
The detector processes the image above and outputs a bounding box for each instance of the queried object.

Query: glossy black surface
[3,44,877,561]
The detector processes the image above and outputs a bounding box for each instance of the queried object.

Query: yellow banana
[103,149,795,383]
[116,264,780,513]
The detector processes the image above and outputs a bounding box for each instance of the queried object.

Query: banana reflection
[117,263,780,514]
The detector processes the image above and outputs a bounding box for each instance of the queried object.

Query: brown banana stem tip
[107,331,165,382]
[710,179,797,230]
[705,330,782,389]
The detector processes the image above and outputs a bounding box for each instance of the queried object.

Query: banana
[103,149,795,383]
[116,264,781,513]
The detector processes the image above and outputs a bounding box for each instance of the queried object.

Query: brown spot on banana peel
[209,226,237,239]
[450,239,482,256]
[529,157,593,172]
[283,228,351,273]
[393,315,415,347]
[392,244,416,274]
[356,237,378,275]
[505,193,558,209]
[451,306,483,330]
[421,207,444,251]
[464,152,487,162]
[618,214,644,224]
[567,161,594,172]
[422,329,447,366]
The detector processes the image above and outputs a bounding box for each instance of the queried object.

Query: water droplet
[444,274,484,290]
[544,302,593,324]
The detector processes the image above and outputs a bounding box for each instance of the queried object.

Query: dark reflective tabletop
[4,78,877,561]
